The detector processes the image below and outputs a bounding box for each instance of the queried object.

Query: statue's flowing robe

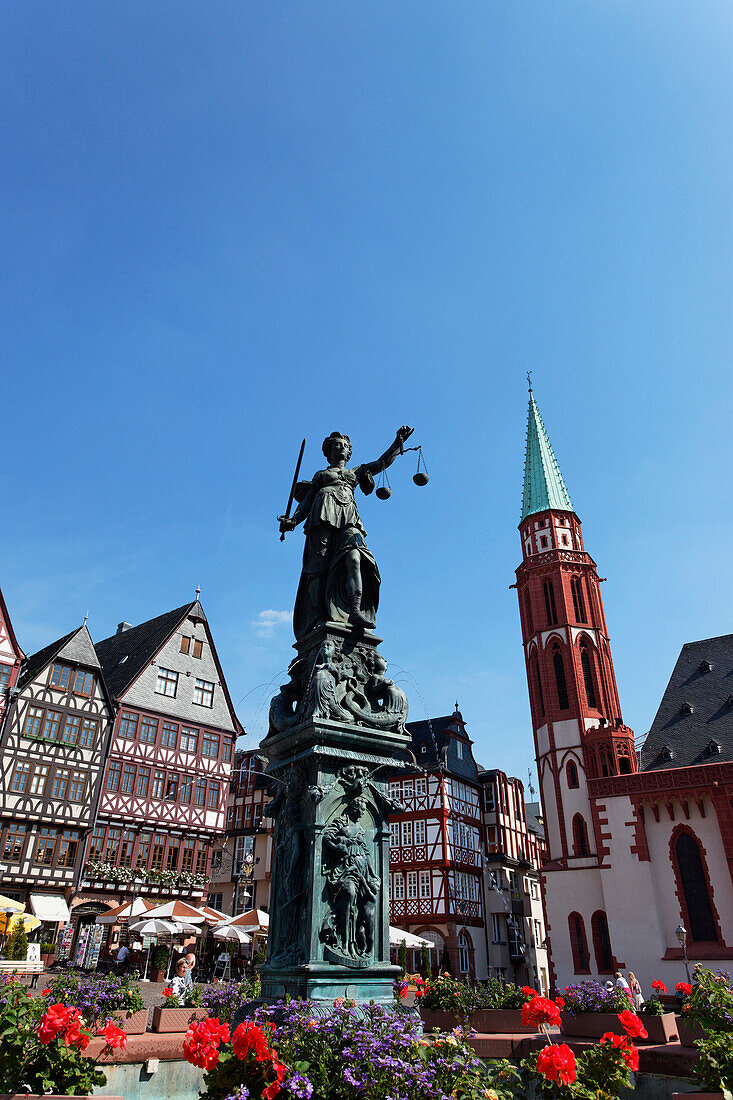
[293,466,380,640]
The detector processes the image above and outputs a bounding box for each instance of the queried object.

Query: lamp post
[675,923,690,983]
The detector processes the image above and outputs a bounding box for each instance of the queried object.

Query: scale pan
[413,472,429,487]
[376,486,391,500]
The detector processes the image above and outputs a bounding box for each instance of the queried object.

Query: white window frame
[156,667,179,697]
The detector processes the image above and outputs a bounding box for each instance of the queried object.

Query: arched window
[580,645,597,708]
[572,813,590,857]
[524,590,534,635]
[571,577,587,623]
[591,910,614,973]
[457,931,471,976]
[553,646,569,710]
[673,831,719,942]
[568,912,590,973]
[600,745,613,777]
[543,581,558,626]
[567,761,579,789]
[532,654,545,718]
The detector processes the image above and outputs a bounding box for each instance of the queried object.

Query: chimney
[116,622,133,634]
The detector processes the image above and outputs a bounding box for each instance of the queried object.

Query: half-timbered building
[0,586,23,728]
[480,768,549,992]
[210,750,272,916]
[388,709,488,979]
[0,624,114,929]
[72,598,242,939]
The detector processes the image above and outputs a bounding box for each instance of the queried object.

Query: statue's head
[347,797,367,822]
[322,432,352,463]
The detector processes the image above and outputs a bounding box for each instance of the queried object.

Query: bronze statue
[278,426,414,639]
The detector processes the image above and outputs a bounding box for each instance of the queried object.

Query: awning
[29,893,70,923]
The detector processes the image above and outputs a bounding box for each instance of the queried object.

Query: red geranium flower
[618,1010,648,1039]
[536,1043,577,1084]
[522,995,562,1029]
[676,982,693,996]
[97,1022,127,1051]
[41,988,50,996]
[522,986,537,1000]
[555,996,565,1009]
[183,1017,230,1070]
[263,1082,281,1100]
[232,1021,271,1062]
[601,1032,639,1071]
[163,987,174,997]
[652,980,667,994]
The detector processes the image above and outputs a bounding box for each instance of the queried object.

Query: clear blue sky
[2,3,732,781]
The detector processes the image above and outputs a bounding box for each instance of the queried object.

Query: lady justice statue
[278,425,414,640]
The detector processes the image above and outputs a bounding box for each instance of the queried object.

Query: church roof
[641,633,733,770]
[405,709,479,781]
[520,392,574,523]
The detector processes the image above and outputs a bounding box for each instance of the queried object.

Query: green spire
[520,390,574,523]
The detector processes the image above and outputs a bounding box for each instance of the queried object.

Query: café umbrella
[128,918,201,981]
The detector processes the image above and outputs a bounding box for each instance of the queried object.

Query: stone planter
[150,968,166,983]
[671,1094,724,1099]
[40,953,54,968]
[152,1005,207,1033]
[419,1007,464,1031]
[677,1017,708,1047]
[561,1011,629,1040]
[115,1008,149,1034]
[636,1012,679,1043]
[471,1008,538,1033]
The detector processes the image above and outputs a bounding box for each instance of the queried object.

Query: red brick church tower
[514,386,637,880]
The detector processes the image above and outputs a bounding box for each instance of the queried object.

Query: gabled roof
[0,585,23,661]
[18,624,102,691]
[404,708,479,782]
[520,391,574,523]
[641,633,733,770]
[95,600,243,734]
[94,603,197,698]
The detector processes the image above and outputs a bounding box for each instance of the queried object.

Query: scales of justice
[258,424,428,1009]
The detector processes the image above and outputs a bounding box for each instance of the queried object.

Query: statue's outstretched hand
[395,425,414,445]
[278,515,296,534]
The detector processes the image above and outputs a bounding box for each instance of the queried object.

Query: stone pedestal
[260,622,410,1008]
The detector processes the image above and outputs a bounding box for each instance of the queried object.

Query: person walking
[615,970,632,1004]
[628,971,643,1009]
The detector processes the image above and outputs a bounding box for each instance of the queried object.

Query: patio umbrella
[215,908,269,931]
[0,896,24,914]
[127,918,180,981]
[142,900,207,924]
[5,912,41,935]
[213,924,252,944]
[195,903,230,926]
[388,927,436,950]
[96,898,157,925]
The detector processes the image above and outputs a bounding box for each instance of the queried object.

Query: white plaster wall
[544,865,607,989]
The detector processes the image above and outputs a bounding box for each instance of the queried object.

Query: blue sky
[1,3,732,781]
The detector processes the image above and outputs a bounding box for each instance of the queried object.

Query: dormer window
[727,695,733,709]
[680,701,694,715]
[700,659,713,672]
[455,740,463,760]
[660,745,674,762]
[420,743,427,754]
[705,739,722,756]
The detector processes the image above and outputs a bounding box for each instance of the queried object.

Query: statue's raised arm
[361,426,414,477]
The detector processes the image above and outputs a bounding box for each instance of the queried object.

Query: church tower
[515,387,637,872]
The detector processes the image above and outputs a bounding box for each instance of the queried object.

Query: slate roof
[18,624,102,690]
[641,633,733,770]
[404,709,479,782]
[94,602,202,699]
[520,392,574,523]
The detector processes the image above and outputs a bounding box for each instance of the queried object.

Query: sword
[279,438,306,541]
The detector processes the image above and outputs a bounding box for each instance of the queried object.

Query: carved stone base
[260,713,410,1009]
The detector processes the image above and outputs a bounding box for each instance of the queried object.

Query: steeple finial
[83,611,88,626]
[527,370,533,394]
[195,585,201,601]
[520,390,574,523]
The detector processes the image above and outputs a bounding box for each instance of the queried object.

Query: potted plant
[678,970,733,1048]
[152,984,208,1033]
[523,1000,644,1100]
[560,980,642,1039]
[45,971,148,1035]
[40,941,56,969]
[418,974,541,1033]
[635,993,680,1044]
[150,944,169,983]
[0,976,126,1098]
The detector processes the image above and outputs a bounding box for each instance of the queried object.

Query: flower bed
[561,979,634,1017]
[44,971,145,1028]
[418,973,539,1032]
[681,968,733,1035]
[201,978,261,1025]
[0,977,127,1096]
